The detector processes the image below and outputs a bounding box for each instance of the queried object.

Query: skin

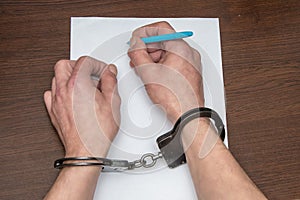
[44,57,120,199]
[44,22,267,200]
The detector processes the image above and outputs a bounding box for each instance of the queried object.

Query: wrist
[63,129,112,158]
[60,164,102,175]
[169,104,204,124]
[65,146,110,158]
[157,107,225,169]
[183,118,225,159]
[181,118,210,150]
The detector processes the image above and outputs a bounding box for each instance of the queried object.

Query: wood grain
[0,0,299,199]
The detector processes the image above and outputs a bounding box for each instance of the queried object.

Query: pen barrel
[141,31,193,44]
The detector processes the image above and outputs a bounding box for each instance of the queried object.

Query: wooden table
[1,1,299,199]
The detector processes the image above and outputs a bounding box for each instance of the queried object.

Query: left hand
[44,56,121,157]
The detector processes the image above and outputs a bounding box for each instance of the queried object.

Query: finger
[129,21,174,62]
[128,37,164,80]
[69,60,76,68]
[54,60,75,88]
[149,50,164,63]
[128,36,153,67]
[44,90,64,143]
[129,61,134,68]
[100,64,119,101]
[44,90,52,113]
[146,44,165,62]
[43,90,59,128]
[132,21,175,38]
[69,56,108,88]
[130,21,193,63]
[51,77,56,100]
[137,21,191,54]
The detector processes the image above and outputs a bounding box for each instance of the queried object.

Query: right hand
[127,21,204,123]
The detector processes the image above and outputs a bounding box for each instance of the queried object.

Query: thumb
[127,36,153,67]
[43,90,52,113]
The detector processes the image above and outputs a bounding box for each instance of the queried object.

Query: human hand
[43,56,120,157]
[127,21,204,124]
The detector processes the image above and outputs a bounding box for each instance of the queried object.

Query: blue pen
[127,31,193,45]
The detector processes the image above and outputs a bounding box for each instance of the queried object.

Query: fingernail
[109,64,117,75]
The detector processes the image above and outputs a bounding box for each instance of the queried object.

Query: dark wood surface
[1,0,299,199]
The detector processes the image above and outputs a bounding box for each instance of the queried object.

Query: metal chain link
[55,152,164,172]
[128,152,163,170]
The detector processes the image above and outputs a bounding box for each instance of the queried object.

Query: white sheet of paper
[71,17,228,200]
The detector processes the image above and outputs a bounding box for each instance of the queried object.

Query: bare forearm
[184,121,266,200]
[44,167,100,200]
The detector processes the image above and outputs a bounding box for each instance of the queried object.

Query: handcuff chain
[54,152,163,172]
[54,107,225,172]
[129,152,163,170]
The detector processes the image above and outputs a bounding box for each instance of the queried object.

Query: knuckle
[54,60,69,71]
[77,56,107,68]
[127,48,134,56]
[129,49,138,57]
[132,28,141,36]
[128,49,141,60]
[76,56,90,66]
[105,72,117,82]
[156,21,174,31]
[77,55,89,62]
[159,21,171,26]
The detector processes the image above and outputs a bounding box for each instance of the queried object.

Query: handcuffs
[54,107,225,172]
